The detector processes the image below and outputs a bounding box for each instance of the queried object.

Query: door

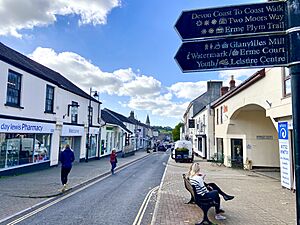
[198,137,202,153]
[231,138,243,168]
[216,138,224,162]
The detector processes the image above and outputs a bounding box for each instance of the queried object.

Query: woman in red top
[110,149,117,175]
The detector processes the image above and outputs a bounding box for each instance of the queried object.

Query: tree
[172,122,182,142]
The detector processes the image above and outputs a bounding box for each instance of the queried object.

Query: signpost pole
[287,0,300,224]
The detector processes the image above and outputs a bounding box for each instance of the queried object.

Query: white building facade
[0,43,101,175]
[212,68,293,189]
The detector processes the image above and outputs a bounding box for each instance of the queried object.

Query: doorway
[231,138,243,168]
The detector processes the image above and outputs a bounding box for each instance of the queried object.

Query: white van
[172,140,194,163]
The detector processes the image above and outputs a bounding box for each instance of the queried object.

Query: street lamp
[86,87,99,162]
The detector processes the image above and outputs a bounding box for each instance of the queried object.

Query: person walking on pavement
[110,148,117,175]
[60,144,75,192]
[188,163,234,221]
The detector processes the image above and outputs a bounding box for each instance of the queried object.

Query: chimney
[229,75,236,90]
[129,111,135,119]
[220,86,229,96]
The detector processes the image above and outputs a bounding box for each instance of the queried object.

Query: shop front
[60,124,84,162]
[0,118,55,172]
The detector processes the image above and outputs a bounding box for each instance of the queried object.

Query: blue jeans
[111,162,116,174]
[203,190,221,213]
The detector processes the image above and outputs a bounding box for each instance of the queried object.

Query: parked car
[171,140,193,163]
[158,144,166,151]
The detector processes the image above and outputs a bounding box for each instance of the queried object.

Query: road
[4,151,170,225]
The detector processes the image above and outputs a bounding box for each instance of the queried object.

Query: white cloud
[29,47,162,98]
[169,81,207,99]
[218,68,261,80]
[0,0,121,37]
[29,47,195,120]
[119,75,161,97]
[218,68,262,87]
[127,96,189,118]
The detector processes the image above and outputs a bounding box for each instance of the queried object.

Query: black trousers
[61,167,72,185]
[205,182,227,197]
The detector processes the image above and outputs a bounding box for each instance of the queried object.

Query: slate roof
[0,42,100,103]
[101,109,132,134]
[104,108,133,124]
[127,117,147,127]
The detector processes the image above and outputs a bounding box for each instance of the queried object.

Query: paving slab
[152,156,296,225]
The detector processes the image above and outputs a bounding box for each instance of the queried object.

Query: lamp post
[86,87,99,162]
[287,0,300,223]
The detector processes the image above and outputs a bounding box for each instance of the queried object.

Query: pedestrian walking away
[188,162,234,221]
[110,148,117,175]
[60,144,75,192]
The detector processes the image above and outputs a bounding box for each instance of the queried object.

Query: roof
[101,109,132,134]
[0,42,100,103]
[211,69,265,108]
[104,108,132,124]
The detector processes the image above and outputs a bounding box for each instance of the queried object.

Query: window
[71,101,79,124]
[283,67,291,97]
[45,85,54,113]
[0,133,51,169]
[220,106,223,124]
[88,106,93,125]
[97,103,101,123]
[6,70,22,107]
[216,108,219,125]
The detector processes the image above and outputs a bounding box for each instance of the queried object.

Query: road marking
[4,155,153,225]
[132,186,159,225]
[6,173,111,225]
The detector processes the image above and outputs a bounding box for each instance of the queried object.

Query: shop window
[283,67,291,97]
[45,85,55,113]
[89,135,97,158]
[6,70,22,107]
[0,133,51,169]
[71,101,79,124]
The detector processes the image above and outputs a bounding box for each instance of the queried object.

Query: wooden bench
[183,174,217,225]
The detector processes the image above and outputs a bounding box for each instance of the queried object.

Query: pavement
[0,151,297,225]
[151,156,296,225]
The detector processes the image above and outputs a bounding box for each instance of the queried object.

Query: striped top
[189,175,209,196]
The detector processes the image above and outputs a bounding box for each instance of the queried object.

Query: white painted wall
[214,68,291,168]
[0,60,101,167]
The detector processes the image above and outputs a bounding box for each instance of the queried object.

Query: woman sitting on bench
[188,162,234,220]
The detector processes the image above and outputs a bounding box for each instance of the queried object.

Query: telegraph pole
[287,0,300,224]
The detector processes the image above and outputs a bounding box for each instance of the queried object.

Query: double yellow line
[132,186,159,225]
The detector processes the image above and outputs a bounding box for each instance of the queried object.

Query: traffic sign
[174,34,288,72]
[175,1,287,41]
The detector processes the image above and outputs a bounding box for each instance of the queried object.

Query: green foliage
[152,126,173,133]
[172,122,183,142]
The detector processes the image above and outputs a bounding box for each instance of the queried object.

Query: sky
[0,0,265,128]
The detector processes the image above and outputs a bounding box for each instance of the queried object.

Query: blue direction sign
[175,1,287,41]
[175,34,288,72]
